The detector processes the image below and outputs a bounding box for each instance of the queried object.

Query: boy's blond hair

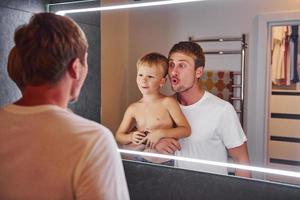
[137,52,168,77]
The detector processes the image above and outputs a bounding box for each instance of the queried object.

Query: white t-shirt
[0,104,129,200]
[175,91,247,175]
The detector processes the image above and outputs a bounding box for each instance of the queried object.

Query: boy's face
[168,52,202,93]
[136,65,166,95]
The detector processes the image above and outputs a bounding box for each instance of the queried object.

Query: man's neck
[176,85,205,106]
[15,83,70,109]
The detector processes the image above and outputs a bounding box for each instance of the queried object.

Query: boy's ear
[195,66,204,79]
[160,77,167,87]
[68,58,81,80]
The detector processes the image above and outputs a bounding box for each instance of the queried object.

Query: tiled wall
[0,0,45,106]
[49,0,101,122]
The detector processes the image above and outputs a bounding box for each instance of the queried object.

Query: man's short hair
[7,46,24,89]
[168,41,205,68]
[137,52,168,77]
[7,12,88,87]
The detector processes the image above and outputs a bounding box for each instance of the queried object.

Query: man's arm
[154,138,181,154]
[218,103,251,178]
[228,142,252,178]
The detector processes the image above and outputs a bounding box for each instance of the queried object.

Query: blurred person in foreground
[0,12,129,200]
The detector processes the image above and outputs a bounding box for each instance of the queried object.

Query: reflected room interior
[267,23,300,185]
[48,0,300,187]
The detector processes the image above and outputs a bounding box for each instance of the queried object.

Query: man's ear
[160,77,167,87]
[68,58,81,80]
[195,66,204,79]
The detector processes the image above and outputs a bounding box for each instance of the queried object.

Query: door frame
[256,10,300,168]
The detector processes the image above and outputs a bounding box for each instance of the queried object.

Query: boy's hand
[143,130,164,149]
[131,131,146,145]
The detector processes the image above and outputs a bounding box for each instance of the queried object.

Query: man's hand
[154,138,181,154]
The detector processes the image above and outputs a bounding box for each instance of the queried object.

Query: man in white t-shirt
[156,41,251,177]
[0,13,129,200]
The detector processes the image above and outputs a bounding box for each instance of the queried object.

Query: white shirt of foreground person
[0,104,130,200]
[175,91,247,175]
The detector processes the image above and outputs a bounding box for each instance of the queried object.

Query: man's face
[168,52,199,93]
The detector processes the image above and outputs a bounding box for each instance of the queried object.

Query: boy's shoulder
[161,95,178,106]
[126,100,143,112]
[162,95,177,102]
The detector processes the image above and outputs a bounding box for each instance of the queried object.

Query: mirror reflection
[115,43,251,178]
[51,0,300,186]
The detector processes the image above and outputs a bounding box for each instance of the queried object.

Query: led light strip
[118,149,300,178]
[56,0,205,15]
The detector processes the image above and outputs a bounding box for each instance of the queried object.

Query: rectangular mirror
[48,0,300,187]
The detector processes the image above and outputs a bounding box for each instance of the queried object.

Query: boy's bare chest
[134,103,173,130]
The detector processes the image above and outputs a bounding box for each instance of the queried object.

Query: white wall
[101,0,300,166]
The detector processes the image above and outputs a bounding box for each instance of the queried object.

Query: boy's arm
[154,97,191,139]
[115,106,135,145]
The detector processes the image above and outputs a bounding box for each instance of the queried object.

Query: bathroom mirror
[49,0,300,186]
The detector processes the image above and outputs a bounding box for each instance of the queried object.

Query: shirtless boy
[115,52,191,165]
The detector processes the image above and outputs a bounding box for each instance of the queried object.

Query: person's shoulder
[128,101,140,108]
[204,91,228,105]
[159,95,179,109]
[125,101,140,114]
[203,91,233,110]
[70,115,115,145]
[54,109,112,136]
[161,95,177,104]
